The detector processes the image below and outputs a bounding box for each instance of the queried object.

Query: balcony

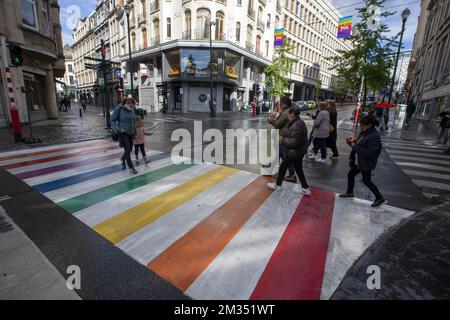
[245,41,254,51]
[150,0,160,13]
[194,29,210,40]
[257,19,264,31]
[276,1,282,13]
[137,14,146,25]
[247,8,256,20]
[151,35,160,46]
[259,0,266,5]
[182,30,192,39]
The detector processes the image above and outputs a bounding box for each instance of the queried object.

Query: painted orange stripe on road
[250,187,335,300]
[2,145,120,169]
[0,140,103,162]
[147,176,273,292]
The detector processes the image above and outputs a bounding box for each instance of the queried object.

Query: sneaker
[339,193,354,198]
[130,168,138,174]
[266,183,282,191]
[315,157,326,163]
[261,163,272,168]
[283,175,297,183]
[308,154,318,160]
[121,160,126,170]
[371,198,386,208]
[301,188,312,196]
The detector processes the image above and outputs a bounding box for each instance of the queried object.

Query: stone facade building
[72,0,351,113]
[56,44,77,97]
[0,0,65,126]
[407,0,450,123]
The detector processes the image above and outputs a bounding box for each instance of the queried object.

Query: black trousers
[327,131,339,157]
[346,167,383,200]
[313,138,327,159]
[276,157,309,189]
[134,144,146,158]
[119,133,134,169]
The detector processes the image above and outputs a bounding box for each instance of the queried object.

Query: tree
[327,0,397,104]
[264,42,298,111]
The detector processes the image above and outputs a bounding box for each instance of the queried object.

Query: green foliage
[264,43,298,100]
[326,0,397,95]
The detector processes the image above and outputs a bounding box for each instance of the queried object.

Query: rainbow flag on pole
[274,28,284,47]
[337,16,352,38]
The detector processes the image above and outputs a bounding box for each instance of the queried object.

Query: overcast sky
[59,0,421,50]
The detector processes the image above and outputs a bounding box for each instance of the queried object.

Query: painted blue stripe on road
[34,152,171,193]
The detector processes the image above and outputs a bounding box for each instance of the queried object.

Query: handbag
[329,124,335,133]
[111,107,122,142]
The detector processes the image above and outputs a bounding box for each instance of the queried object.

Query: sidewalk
[0,102,157,152]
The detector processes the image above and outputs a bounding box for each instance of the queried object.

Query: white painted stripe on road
[0,139,109,157]
[186,183,301,300]
[7,149,124,174]
[382,140,447,150]
[403,169,450,181]
[395,161,450,173]
[386,149,450,160]
[320,196,414,300]
[390,155,450,166]
[0,142,118,166]
[118,170,258,266]
[383,145,447,154]
[74,163,217,227]
[24,150,161,186]
[411,179,450,192]
[45,155,176,203]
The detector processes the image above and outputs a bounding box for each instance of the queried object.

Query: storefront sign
[225,65,238,79]
[199,94,207,103]
[337,16,352,38]
[168,64,180,77]
[274,28,284,47]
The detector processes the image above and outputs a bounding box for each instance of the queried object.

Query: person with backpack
[111,97,138,174]
[266,104,311,195]
[339,115,386,208]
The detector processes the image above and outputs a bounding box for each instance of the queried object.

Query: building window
[167,18,171,38]
[68,64,73,73]
[185,9,192,38]
[142,28,148,47]
[215,11,224,40]
[256,35,261,54]
[265,40,269,57]
[196,8,211,39]
[237,0,242,5]
[267,14,271,28]
[236,22,241,42]
[21,0,37,29]
[42,0,50,34]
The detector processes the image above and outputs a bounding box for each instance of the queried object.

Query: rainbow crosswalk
[0,139,415,300]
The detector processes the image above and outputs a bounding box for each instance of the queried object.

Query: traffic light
[256,84,261,93]
[10,45,23,66]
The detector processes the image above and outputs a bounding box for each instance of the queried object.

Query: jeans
[118,133,134,169]
[346,168,383,200]
[313,138,327,159]
[134,143,146,158]
[280,144,295,176]
[276,157,309,189]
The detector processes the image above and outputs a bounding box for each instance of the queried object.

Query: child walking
[133,116,150,166]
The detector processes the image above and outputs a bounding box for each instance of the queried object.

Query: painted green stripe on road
[59,163,196,214]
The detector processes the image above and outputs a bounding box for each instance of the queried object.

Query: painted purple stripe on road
[15,152,123,180]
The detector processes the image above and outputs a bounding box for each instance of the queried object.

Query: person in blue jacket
[111,97,137,174]
[339,115,386,207]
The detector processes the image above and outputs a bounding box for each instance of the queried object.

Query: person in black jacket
[339,115,386,207]
[327,100,339,158]
[267,105,311,195]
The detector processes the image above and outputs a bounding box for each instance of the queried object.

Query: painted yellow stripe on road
[93,166,237,244]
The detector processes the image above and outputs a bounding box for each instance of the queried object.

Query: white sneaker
[301,188,312,195]
[308,154,318,160]
[267,183,282,191]
[315,157,326,163]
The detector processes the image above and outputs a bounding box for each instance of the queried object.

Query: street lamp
[388,8,410,105]
[124,2,134,99]
[209,21,216,117]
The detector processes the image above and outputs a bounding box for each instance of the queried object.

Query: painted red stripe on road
[0,141,104,162]
[3,145,120,170]
[250,188,335,300]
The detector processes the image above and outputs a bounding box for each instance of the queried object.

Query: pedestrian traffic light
[10,45,23,67]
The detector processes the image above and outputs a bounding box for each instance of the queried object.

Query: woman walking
[111,97,138,174]
[339,115,386,207]
[309,101,330,162]
[266,105,311,195]
[327,100,339,158]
